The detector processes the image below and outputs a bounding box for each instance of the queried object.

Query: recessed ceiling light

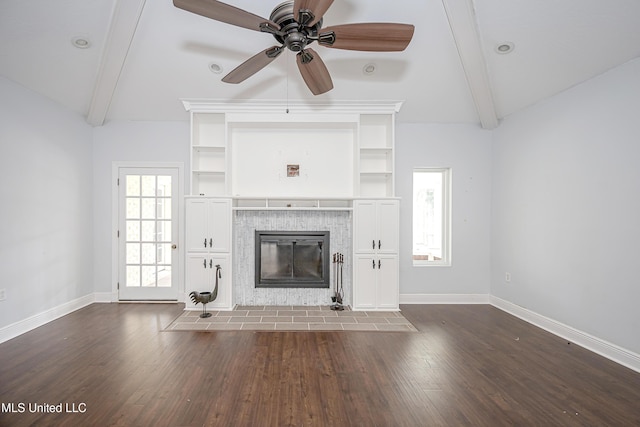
[71,36,91,49]
[363,63,377,75]
[495,42,514,54]
[209,63,223,74]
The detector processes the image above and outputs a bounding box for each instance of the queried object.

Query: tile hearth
[166,306,417,332]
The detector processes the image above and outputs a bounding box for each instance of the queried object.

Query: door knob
[171,244,177,249]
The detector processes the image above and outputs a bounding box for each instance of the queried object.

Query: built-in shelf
[193,145,225,150]
[358,114,395,197]
[192,170,225,175]
[232,197,353,211]
[359,171,393,176]
[190,113,227,196]
[184,102,400,198]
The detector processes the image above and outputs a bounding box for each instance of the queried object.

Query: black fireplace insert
[255,230,330,288]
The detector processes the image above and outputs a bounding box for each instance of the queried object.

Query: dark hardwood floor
[1,303,639,426]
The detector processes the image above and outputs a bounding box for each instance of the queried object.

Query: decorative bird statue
[189,264,221,318]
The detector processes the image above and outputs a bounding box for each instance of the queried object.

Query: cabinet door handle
[209,238,213,248]
[378,240,381,250]
[209,259,213,268]
[372,259,375,269]
[204,238,207,248]
[372,239,375,250]
[378,259,381,269]
[203,259,207,268]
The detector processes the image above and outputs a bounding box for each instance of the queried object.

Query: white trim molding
[94,292,115,303]
[181,99,404,115]
[491,296,640,373]
[111,162,185,303]
[0,294,96,344]
[400,293,490,304]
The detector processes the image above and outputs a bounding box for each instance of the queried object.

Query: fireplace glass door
[256,231,330,288]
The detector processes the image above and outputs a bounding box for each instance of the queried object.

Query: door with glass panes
[118,167,179,300]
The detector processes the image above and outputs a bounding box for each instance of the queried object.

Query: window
[413,168,451,266]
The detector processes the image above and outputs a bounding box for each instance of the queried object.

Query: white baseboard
[400,293,490,304]
[490,296,640,373]
[3,292,638,373]
[400,293,640,373]
[94,292,115,303]
[0,293,101,344]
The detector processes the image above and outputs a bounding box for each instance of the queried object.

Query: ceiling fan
[173,0,415,95]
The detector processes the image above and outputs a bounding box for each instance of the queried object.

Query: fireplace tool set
[331,252,345,311]
[189,264,221,318]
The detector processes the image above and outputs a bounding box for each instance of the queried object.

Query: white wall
[0,76,93,328]
[4,51,638,361]
[231,124,354,197]
[491,58,640,354]
[396,123,492,297]
[92,121,190,296]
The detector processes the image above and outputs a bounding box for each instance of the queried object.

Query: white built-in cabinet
[184,198,233,310]
[185,198,231,253]
[182,101,402,310]
[184,101,400,198]
[352,199,400,310]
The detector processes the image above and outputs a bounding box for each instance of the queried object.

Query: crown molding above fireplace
[181,99,404,115]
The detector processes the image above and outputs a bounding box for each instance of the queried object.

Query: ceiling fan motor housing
[270,1,322,52]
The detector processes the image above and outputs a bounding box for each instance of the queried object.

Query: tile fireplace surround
[233,210,352,307]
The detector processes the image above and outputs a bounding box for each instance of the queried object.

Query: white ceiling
[1,0,639,127]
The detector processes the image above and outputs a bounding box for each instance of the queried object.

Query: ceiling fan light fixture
[495,42,514,54]
[363,63,377,75]
[71,36,91,49]
[209,63,223,74]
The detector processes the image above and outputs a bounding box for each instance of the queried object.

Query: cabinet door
[185,199,209,252]
[376,200,399,254]
[376,255,399,310]
[185,198,231,253]
[353,200,377,253]
[185,253,232,310]
[353,255,377,309]
[185,252,211,309]
[208,199,231,252]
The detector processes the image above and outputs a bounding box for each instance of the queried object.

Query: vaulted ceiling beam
[87,0,147,126]
[441,0,499,129]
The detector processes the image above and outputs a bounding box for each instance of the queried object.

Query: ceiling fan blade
[319,23,415,51]
[296,48,333,95]
[293,0,334,27]
[222,46,284,84]
[173,0,280,32]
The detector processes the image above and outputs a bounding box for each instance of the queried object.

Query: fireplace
[255,231,330,288]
